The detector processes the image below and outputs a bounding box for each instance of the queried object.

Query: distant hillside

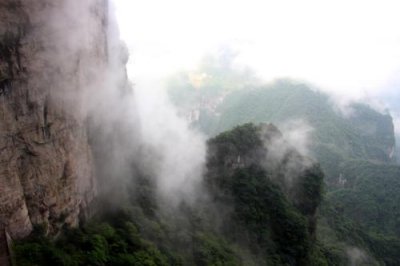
[169,78,396,183]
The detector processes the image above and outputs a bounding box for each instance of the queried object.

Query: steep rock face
[0,0,109,238]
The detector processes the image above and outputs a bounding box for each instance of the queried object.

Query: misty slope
[170,79,395,180]
[15,123,335,266]
[167,62,400,264]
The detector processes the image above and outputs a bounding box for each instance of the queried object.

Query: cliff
[0,0,110,239]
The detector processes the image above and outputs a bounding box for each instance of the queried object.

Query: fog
[113,0,400,131]
[277,119,314,158]
[35,0,206,207]
[110,0,400,200]
[114,0,400,92]
[133,80,206,204]
[4,1,394,263]
[80,2,207,206]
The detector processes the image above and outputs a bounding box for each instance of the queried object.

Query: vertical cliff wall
[0,0,110,239]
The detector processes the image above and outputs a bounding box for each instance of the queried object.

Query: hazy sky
[113,0,400,104]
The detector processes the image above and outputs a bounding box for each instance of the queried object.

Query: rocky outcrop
[0,0,110,238]
[205,123,324,264]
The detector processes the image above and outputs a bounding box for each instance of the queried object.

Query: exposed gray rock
[0,0,110,239]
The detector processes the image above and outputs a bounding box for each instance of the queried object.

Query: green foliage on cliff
[231,166,310,264]
[204,124,327,265]
[14,218,171,266]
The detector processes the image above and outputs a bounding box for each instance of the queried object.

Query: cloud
[114,0,400,95]
[113,0,400,133]
[112,0,400,199]
[277,119,314,158]
[133,80,207,204]
[260,121,315,192]
[346,247,378,266]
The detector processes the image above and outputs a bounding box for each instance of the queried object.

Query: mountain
[167,63,400,264]
[3,2,399,266]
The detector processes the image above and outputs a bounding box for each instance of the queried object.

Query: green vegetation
[15,123,331,265]
[205,124,327,265]
[318,201,400,266]
[170,79,395,173]
[14,213,172,266]
[327,160,400,237]
[230,166,310,265]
